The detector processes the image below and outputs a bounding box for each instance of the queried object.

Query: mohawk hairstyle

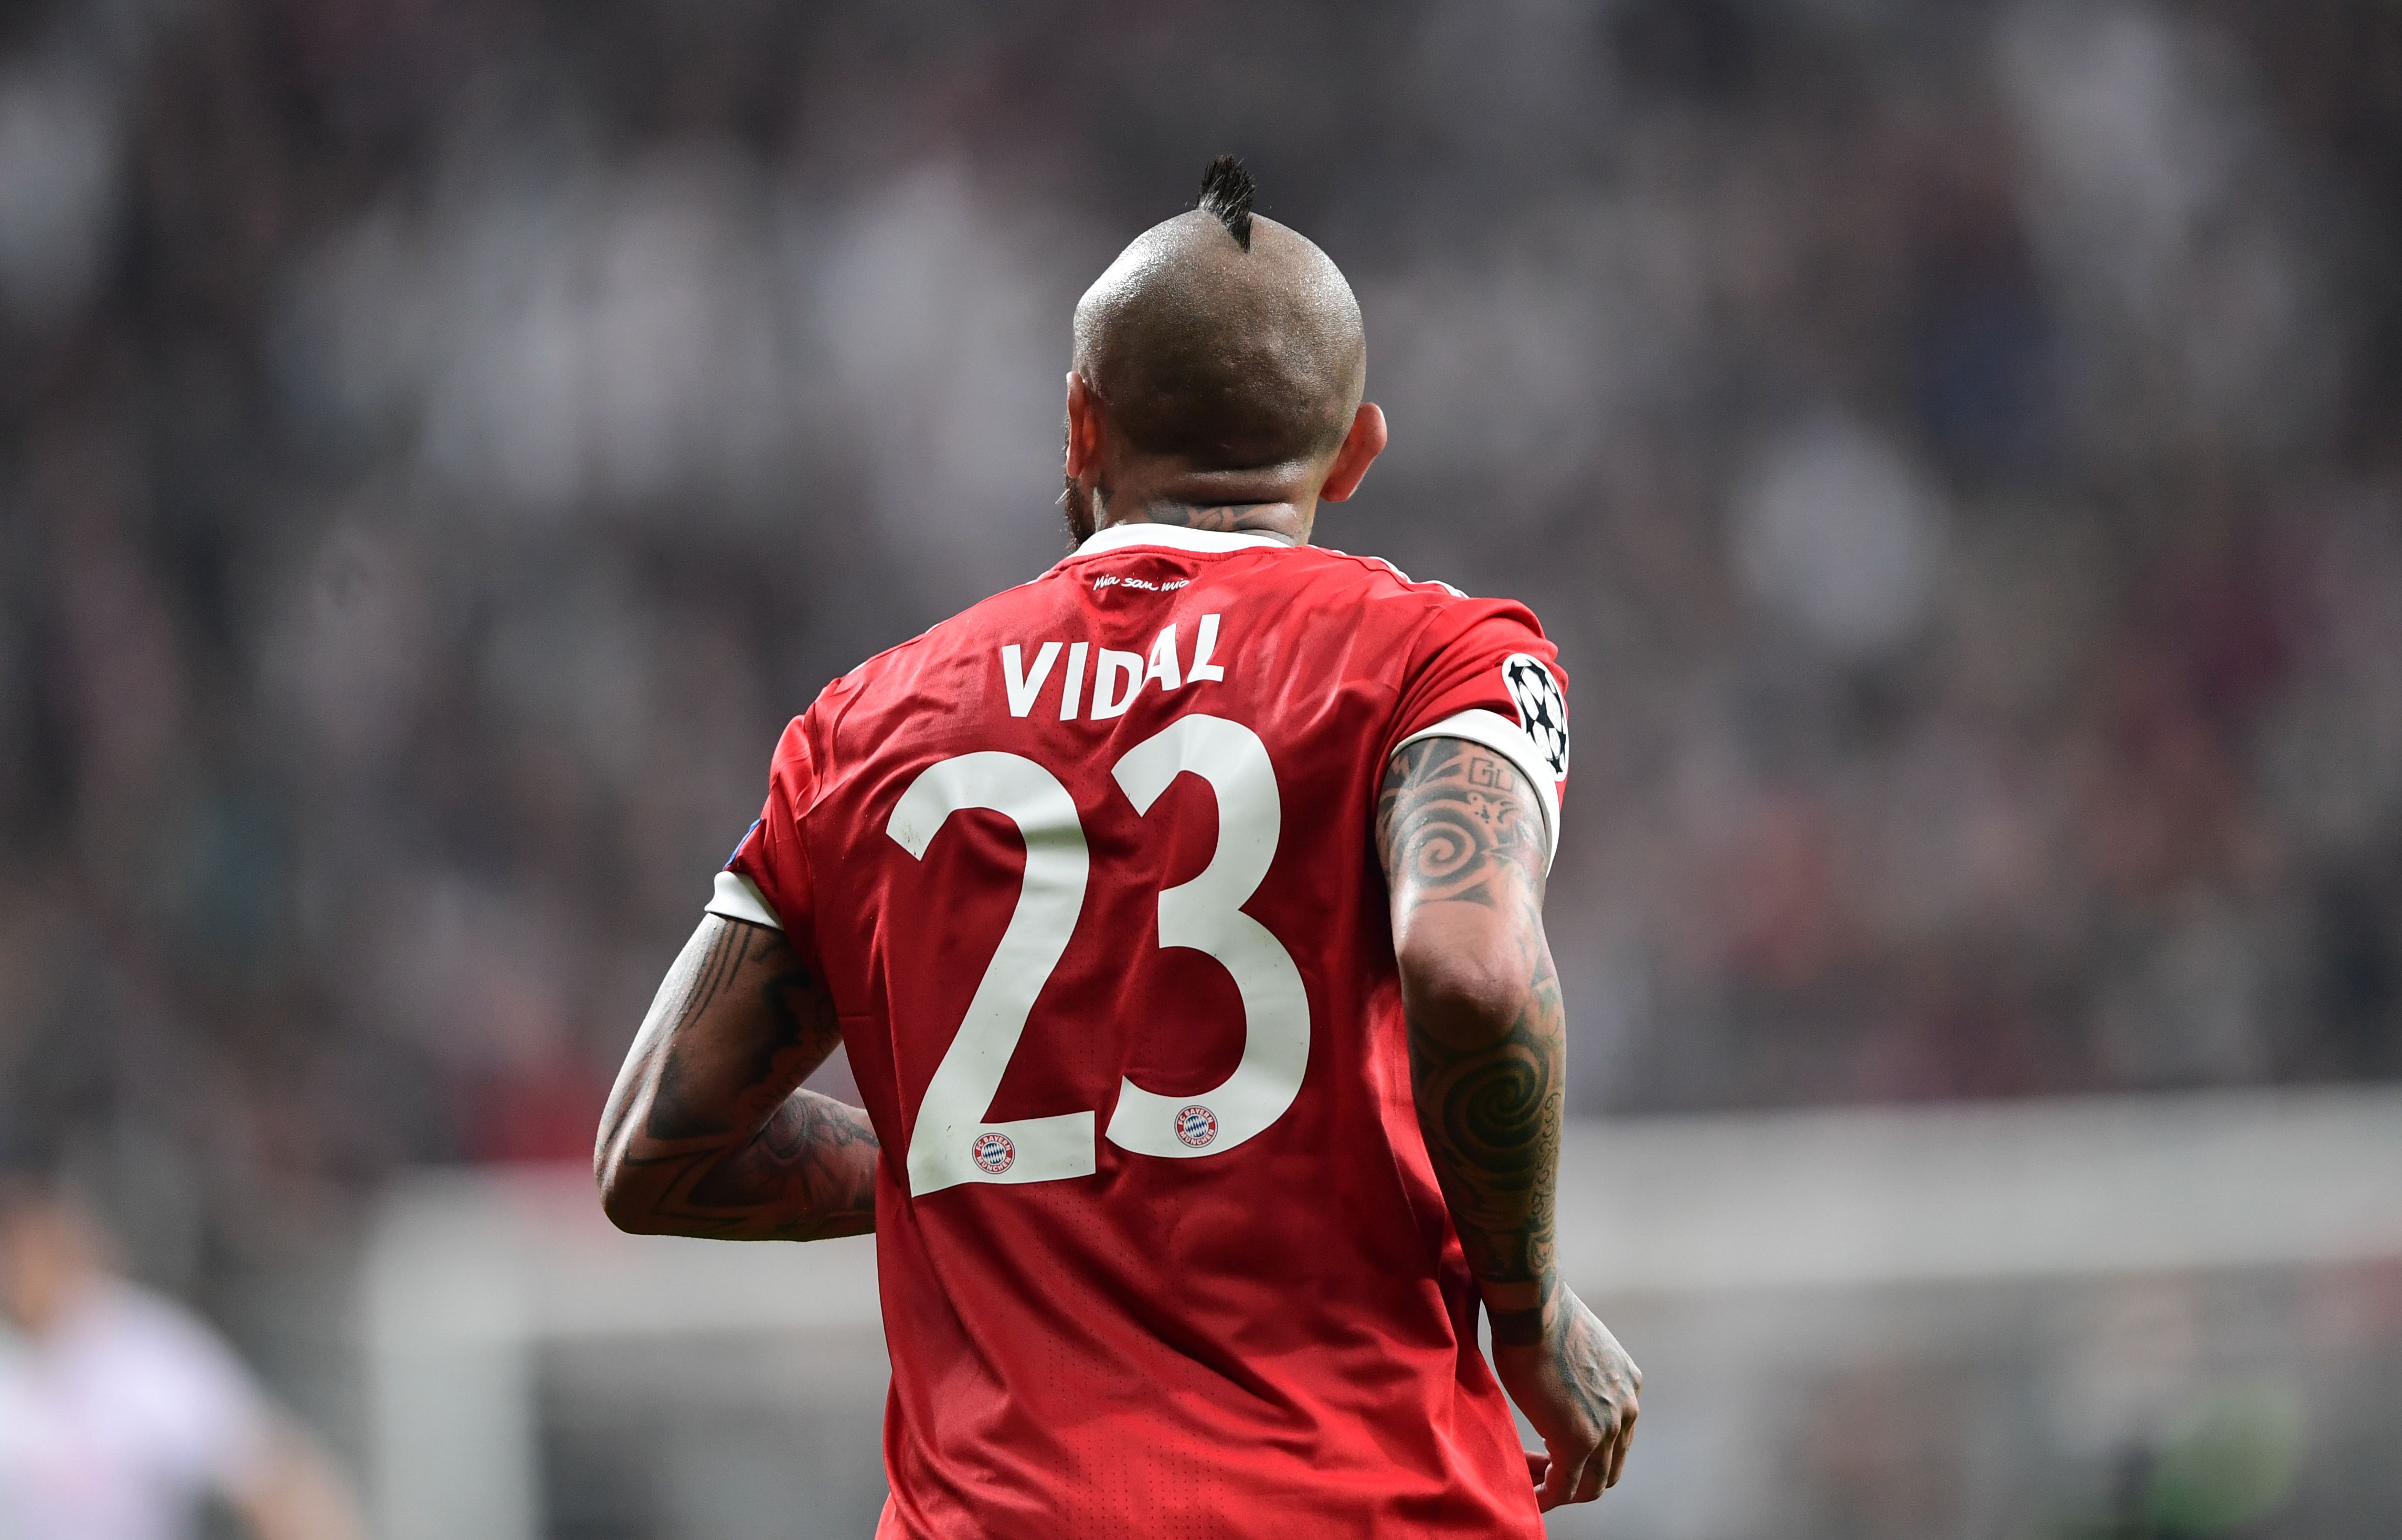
[1195,154,1255,251]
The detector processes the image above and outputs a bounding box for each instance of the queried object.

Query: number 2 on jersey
[886,715,1310,1196]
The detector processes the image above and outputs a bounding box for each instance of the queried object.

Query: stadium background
[1,0,2398,1535]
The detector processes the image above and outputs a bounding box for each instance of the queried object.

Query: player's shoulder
[803,539,1544,720]
[793,569,1067,730]
[857,541,1448,646]
[1226,542,1511,634]
[1301,544,1557,656]
[1300,542,1475,602]
[852,565,1070,672]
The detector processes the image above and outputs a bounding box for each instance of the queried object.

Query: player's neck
[1099,499,1310,546]
[1088,465,1318,546]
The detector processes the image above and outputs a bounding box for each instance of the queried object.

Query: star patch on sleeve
[1501,654,1569,780]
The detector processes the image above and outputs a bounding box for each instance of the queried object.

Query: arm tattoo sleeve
[595,916,878,1241]
[1376,737,1564,1325]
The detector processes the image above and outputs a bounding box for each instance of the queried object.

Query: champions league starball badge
[971,1131,1016,1174]
[1502,655,1569,779]
[1174,1105,1219,1149]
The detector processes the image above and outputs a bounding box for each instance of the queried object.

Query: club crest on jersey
[1502,654,1569,780]
[971,1131,1016,1174]
[1174,1105,1218,1149]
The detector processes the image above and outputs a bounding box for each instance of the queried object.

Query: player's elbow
[599,1185,664,1237]
[595,1156,661,1236]
[1396,929,1534,1041]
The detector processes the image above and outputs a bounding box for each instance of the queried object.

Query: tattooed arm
[594,916,877,1241]
[1376,737,1640,1511]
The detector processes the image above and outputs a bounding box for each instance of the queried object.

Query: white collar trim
[1073,524,1292,557]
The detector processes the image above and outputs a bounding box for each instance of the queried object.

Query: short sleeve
[1382,598,1570,867]
[710,715,820,939]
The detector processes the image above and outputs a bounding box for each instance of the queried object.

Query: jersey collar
[1072,524,1293,558]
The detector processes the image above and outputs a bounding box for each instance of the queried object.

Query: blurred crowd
[1,0,2398,1275]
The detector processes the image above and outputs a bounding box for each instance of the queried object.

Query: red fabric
[730,538,1564,1539]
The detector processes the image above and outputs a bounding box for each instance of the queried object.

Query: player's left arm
[594,915,877,1241]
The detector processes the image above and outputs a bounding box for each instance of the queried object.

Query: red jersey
[714,523,1571,1538]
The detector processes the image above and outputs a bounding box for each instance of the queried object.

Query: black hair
[1195,155,1254,251]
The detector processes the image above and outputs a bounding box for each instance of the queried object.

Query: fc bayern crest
[1502,654,1569,780]
[1174,1105,1219,1149]
[971,1131,1016,1174]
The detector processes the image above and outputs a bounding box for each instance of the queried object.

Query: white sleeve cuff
[706,870,784,930]
[1390,708,1562,870]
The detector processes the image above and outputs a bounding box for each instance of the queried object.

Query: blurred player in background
[0,1163,369,1540]
[596,157,1639,1536]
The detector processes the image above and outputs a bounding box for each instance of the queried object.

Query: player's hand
[1490,1284,1640,1511]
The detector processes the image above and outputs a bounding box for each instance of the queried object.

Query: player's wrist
[1480,1274,1559,1348]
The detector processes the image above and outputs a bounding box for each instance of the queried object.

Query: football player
[597,157,1639,1536]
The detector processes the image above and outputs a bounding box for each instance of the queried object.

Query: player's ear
[1065,372,1106,480]
[1319,402,1388,504]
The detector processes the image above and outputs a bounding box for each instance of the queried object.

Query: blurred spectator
[0,1167,368,1540]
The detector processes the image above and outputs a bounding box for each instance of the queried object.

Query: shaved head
[1073,159,1366,471]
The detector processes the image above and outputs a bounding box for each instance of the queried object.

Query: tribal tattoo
[1376,736,1561,1289]
[1379,736,1641,1500]
[595,916,878,1242]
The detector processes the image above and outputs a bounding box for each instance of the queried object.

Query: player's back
[730,524,1568,1538]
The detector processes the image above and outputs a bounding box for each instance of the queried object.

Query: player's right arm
[1376,736,1640,1512]
[594,915,877,1242]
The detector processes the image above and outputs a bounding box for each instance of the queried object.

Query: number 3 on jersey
[886,715,1310,1196]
